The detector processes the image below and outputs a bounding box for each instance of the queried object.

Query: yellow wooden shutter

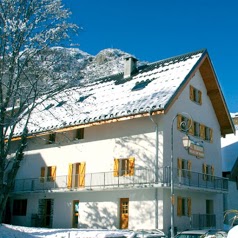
[51,166,57,181]
[189,85,194,101]
[177,114,182,130]
[200,124,205,140]
[210,128,213,143]
[177,197,182,216]
[67,163,73,188]
[129,157,135,176]
[40,167,45,183]
[187,197,192,216]
[189,119,194,135]
[177,158,182,177]
[203,163,207,180]
[187,160,192,178]
[198,90,202,104]
[79,162,86,187]
[211,165,214,180]
[114,159,119,177]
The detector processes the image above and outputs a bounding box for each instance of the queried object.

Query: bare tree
[0,0,78,222]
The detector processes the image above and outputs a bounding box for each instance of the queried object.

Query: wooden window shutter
[51,166,57,181]
[210,128,213,143]
[198,90,202,104]
[203,163,207,180]
[200,124,205,140]
[188,119,194,135]
[177,197,182,216]
[114,159,119,177]
[177,114,182,130]
[187,160,192,178]
[40,167,45,183]
[211,165,214,176]
[189,85,194,101]
[67,164,73,188]
[177,158,182,177]
[187,197,192,217]
[211,165,215,181]
[79,162,86,187]
[129,157,135,176]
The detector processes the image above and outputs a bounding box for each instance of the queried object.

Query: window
[40,166,57,182]
[193,121,200,137]
[202,163,214,181]
[75,128,84,140]
[177,158,191,177]
[177,114,192,132]
[67,162,86,188]
[177,197,191,217]
[114,157,135,176]
[13,199,27,216]
[205,126,213,142]
[190,85,202,104]
[48,133,56,144]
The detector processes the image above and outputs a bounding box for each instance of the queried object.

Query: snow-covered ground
[0,224,135,238]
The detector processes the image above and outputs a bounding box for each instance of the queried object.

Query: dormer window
[190,85,202,105]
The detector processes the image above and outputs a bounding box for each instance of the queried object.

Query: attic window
[78,94,91,102]
[56,101,66,107]
[131,80,150,91]
[44,103,54,110]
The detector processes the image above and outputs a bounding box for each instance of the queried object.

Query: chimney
[124,56,138,78]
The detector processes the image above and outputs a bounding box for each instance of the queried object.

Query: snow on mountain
[47,47,145,84]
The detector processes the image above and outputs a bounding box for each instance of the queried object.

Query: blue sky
[62,0,238,113]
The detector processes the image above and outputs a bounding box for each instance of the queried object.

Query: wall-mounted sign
[188,142,204,158]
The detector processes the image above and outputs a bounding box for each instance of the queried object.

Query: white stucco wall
[11,69,225,233]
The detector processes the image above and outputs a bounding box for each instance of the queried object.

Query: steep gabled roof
[13,49,235,138]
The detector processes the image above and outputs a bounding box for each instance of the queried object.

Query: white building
[6,49,235,235]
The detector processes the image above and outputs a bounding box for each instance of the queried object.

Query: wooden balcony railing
[12,167,228,193]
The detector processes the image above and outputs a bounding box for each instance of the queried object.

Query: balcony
[12,167,228,193]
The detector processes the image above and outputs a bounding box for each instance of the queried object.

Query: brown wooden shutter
[189,85,194,101]
[79,162,86,187]
[189,119,194,135]
[177,158,182,177]
[187,160,192,178]
[211,165,215,180]
[40,167,45,183]
[177,114,182,130]
[129,157,135,176]
[51,166,56,181]
[187,197,192,216]
[177,197,182,216]
[210,128,213,143]
[200,124,205,140]
[114,159,119,177]
[203,163,207,180]
[67,163,73,188]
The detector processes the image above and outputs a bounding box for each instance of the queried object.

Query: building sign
[188,142,204,158]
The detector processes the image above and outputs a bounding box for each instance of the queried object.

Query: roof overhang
[199,53,235,137]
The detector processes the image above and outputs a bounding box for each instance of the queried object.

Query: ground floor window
[177,196,191,217]
[13,199,27,216]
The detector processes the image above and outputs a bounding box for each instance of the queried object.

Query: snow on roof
[13,49,205,137]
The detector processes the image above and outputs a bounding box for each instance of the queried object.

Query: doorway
[120,198,129,229]
[72,200,79,228]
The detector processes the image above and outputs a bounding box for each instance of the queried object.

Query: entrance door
[206,199,214,227]
[120,198,129,229]
[39,199,53,228]
[72,200,79,228]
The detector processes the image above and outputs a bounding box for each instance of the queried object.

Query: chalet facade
[7,49,234,235]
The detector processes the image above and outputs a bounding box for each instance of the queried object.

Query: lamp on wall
[182,135,191,150]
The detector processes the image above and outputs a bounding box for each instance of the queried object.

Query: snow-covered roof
[13,49,234,137]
